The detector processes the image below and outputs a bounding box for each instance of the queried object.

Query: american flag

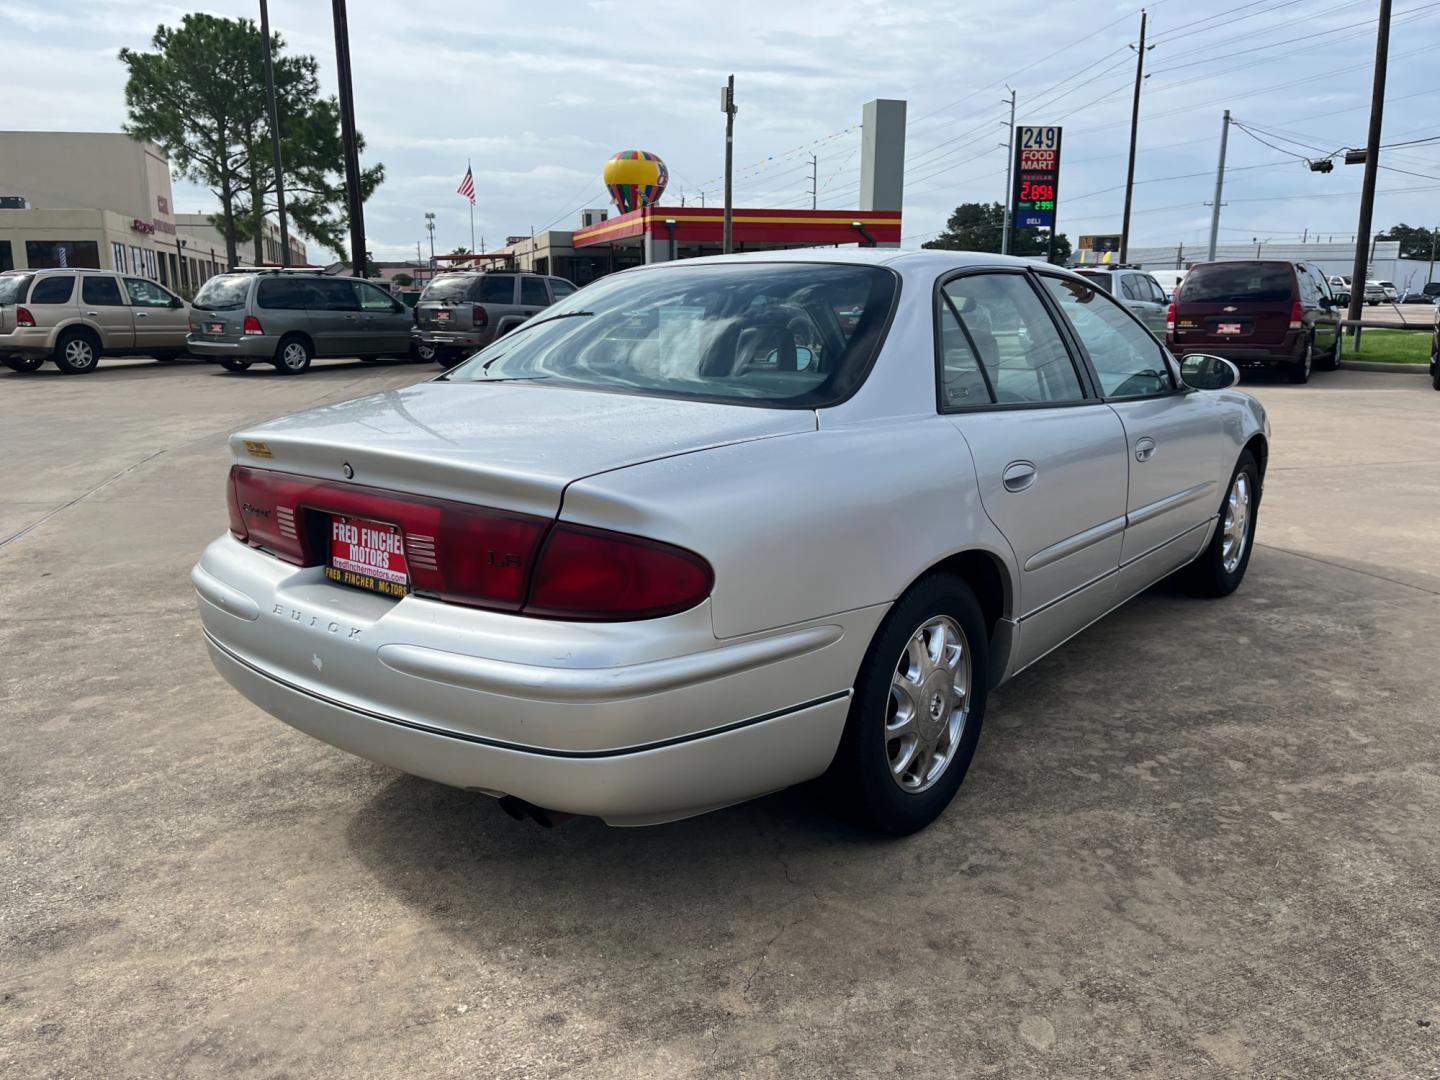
[457,165,475,204]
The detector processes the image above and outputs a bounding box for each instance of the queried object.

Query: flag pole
[468,159,476,256]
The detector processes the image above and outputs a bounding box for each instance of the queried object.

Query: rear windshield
[1178,263,1294,304]
[193,274,252,311]
[1074,271,1113,293]
[0,273,32,304]
[421,274,518,302]
[449,262,899,408]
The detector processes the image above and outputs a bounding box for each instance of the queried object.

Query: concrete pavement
[2,358,1438,1077]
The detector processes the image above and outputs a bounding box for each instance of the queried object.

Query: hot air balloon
[603,150,669,215]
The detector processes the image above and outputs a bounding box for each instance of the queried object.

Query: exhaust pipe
[497,795,575,829]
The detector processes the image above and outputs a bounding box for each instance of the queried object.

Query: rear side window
[1179,263,1294,304]
[82,276,125,306]
[938,273,1084,407]
[194,275,251,310]
[476,275,516,303]
[29,277,75,304]
[0,274,33,304]
[520,277,549,306]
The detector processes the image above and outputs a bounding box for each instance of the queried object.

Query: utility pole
[1347,0,1391,345]
[722,75,737,254]
[807,153,818,209]
[259,0,290,267]
[1427,225,1437,285]
[1206,110,1230,261]
[424,212,436,266]
[330,0,367,277]
[1000,86,1016,255]
[1119,9,1151,263]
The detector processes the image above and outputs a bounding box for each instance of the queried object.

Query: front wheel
[1179,449,1260,598]
[826,574,990,835]
[412,341,437,364]
[3,354,44,373]
[219,357,251,373]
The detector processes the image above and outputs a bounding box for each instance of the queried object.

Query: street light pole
[330,0,367,277]
[1347,0,1391,345]
[259,0,290,267]
[722,75,737,255]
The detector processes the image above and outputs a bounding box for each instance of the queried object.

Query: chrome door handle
[1002,460,1037,492]
[85,310,100,316]
[134,312,148,318]
[1134,436,1156,462]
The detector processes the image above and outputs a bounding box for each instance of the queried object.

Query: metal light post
[721,76,737,255]
[259,0,290,267]
[330,0,367,277]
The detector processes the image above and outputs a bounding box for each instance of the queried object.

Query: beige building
[176,213,307,271]
[0,131,302,293]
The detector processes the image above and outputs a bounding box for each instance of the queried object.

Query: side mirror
[170,297,183,309]
[1179,354,1240,391]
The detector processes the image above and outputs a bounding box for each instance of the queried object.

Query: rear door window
[475,275,516,304]
[1179,264,1294,304]
[29,277,75,303]
[82,276,125,306]
[520,277,549,306]
[550,278,577,300]
[312,279,360,311]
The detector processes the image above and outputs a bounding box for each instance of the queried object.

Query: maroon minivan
[1167,260,1340,384]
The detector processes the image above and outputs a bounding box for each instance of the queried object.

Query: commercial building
[175,213,307,275]
[1124,239,1435,291]
[0,131,302,294]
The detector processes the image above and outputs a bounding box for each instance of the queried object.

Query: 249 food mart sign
[1012,126,1061,229]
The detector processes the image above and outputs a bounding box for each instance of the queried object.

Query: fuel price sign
[1011,125,1062,229]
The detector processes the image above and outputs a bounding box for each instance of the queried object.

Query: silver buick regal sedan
[194,249,1269,834]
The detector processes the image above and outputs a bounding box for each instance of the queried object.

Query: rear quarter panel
[559,419,1017,641]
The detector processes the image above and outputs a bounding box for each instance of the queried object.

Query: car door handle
[85,310,100,316]
[1134,436,1157,462]
[134,312,148,318]
[1002,461,1037,492]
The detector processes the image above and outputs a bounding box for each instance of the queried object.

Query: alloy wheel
[886,615,971,794]
[1222,472,1252,574]
[282,343,307,370]
[65,339,96,370]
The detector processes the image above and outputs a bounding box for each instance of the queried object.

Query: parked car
[187,270,416,374]
[1169,260,1340,383]
[1423,282,1440,300]
[413,270,578,367]
[1363,280,1386,305]
[1073,266,1170,336]
[1399,292,1435,305]
[194,249,1269,834]
[0,268,190,374]
[1378,280,1399,303]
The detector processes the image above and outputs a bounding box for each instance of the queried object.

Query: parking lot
[2,357,1438,1077]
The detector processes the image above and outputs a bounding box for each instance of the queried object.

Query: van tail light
[188,314,196,333]
[1289,301,1303,330]
[1165,303,1175,336]
[526,524,714,620]
[472,305,489,328]
[226,466,713,619]
[16,306,35,328]
[243,315,264,336]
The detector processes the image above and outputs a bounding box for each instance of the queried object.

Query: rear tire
[219,357,251,373]
[1287,338,1313,384]
[54,328,101,374]
[273,335,312,375]
[1314,335,1340,371]
[412,341,437,364]
[3,355,43,373]
[1179,449,1260,598]
[825,573,990,835]
[437,348,465,369]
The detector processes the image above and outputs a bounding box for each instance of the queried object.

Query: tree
[392,273,414,286]
[923,201,1071,264]
[448,246,472,256]
[120,13,382,267]
[1376,223,1437,261]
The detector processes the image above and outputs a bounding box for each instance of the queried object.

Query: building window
[0,240,12,273]
[142,249,157,279]
[112,242,127,273]
[25,240,100,269]
[131,246,144,276]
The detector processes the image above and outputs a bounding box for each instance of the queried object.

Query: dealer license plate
[325,515,409,598]
[1216,322,1243,335]
[207,322,224,334]
[436,309,451,322]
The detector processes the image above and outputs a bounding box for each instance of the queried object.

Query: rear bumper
[0,327,59,356]
[187,335,278,359]
[417,328,496,351]
[1170,334,1303,365]
[193,535,873,824]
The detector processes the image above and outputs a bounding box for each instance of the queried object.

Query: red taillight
[16,306,35,328]
[243,315,264,336]
[225,466,714,619]
[228,466,548,609]
[472,305,488,328]
[1165,302,1175,336]
[526,524,714,621]
[1289,301,1303,330]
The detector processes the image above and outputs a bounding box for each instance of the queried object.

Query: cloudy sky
[5,0,1437,262]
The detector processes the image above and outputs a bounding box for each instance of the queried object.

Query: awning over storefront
[571,206,901,250]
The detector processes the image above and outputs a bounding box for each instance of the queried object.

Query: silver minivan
[1073,266,1170,337]
[187,271,415,375]
[414,271,578,367]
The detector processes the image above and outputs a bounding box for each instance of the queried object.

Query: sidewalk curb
[1341,360,1429,374]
